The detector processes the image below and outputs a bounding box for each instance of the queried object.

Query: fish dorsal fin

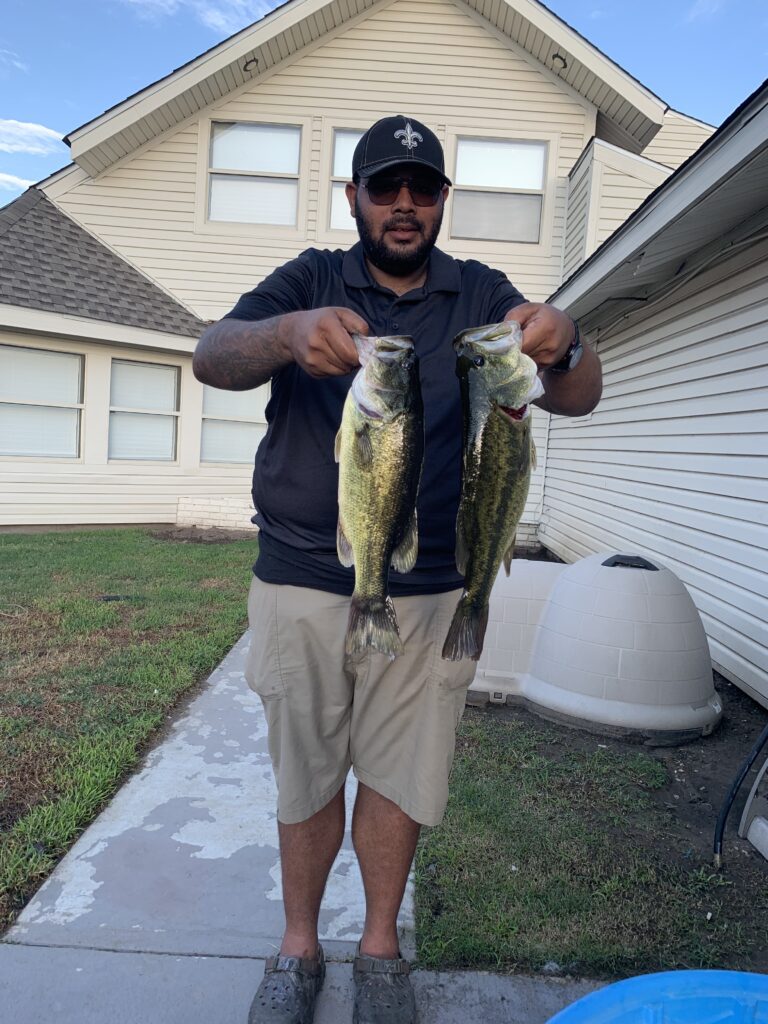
[355,424,374,467]
[337,516,354,567]
[391,511,418,573]
[334,427,342,463]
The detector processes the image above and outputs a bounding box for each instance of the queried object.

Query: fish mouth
[453,321,522,355]
[499,403,528,421]
[352,334,414,364]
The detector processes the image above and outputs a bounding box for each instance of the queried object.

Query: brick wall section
[177,496,257,530]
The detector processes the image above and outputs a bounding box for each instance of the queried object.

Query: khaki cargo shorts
[244,577,475,826]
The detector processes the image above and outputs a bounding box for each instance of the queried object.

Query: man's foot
[353,945,416,1023]
[248,946,325,1023]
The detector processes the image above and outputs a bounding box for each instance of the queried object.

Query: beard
[355,196,443,276]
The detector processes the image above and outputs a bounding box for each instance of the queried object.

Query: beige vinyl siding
[0,331,263,526]
[562,139,670,281]
[50,0,593,321]
[595,165,659,247]
[642,110,715,170]
[562,146,593,280]
[540,236,768,708]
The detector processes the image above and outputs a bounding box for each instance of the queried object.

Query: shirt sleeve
[485,269,527,324]
[223,249,317,321]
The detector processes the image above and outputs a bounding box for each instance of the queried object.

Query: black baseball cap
[352,115,452,186]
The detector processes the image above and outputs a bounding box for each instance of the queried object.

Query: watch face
[568,338,584,371]
[550,330,582,373]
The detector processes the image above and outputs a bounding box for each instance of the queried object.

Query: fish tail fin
[346,594,403,660]
[441,596,488,662]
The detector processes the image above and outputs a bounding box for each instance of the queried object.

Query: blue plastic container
[546,970,768,1023]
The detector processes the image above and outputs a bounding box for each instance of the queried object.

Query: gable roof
[64,0,668,177]
[0,190,203,338]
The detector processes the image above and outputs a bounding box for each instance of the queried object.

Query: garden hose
[713,721,768,868]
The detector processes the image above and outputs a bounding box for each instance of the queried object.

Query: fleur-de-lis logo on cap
[394,121,423,150]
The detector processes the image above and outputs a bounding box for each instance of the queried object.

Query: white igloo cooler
[468,552,723,743]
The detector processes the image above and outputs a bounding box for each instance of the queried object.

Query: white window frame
[195,115,310,239]
[0,343,84,460]
[316,118,375,245]
[443,128,559,257]
[200,384,268,465]
[108,358,181,463]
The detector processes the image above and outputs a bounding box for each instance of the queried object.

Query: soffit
[65,0,667,177]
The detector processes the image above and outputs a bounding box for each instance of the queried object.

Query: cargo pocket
[244,579,287,701]
[428,663,476,731]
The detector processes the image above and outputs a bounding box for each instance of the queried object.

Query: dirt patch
[476,672,768,965]
[149,525,257,544]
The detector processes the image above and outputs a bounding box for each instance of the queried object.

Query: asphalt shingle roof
[0,189,203,338]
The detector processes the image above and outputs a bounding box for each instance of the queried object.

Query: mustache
[383,217,422,231]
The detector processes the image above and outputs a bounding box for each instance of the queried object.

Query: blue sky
[1,0,766,202]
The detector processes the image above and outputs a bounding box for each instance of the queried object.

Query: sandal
[353,944,417,1024]
[247,945,326,1023]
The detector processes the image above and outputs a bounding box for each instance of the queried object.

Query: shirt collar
[342,241,461,294]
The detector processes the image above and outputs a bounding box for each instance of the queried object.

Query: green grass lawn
[415,709,767,977]
[0,528,256,930]
[2,529,765,978]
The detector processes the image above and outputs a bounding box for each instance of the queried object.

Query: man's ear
[345,181,357,216]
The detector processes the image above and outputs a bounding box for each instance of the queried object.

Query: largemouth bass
[335,334,424,659]
[442,321,544,661]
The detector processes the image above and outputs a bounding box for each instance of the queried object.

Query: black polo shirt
[224,242,525,595]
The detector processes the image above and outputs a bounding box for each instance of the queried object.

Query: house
[0,0,713,536]
[545,79,768,709]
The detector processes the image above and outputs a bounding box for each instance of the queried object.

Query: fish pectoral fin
[503,536,516,576]
[337,517,354,567]
[355,423,374,467]
[391,511,418,573]
[334,428,342,464]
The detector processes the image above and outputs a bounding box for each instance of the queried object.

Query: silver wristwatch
[549,322,583,374]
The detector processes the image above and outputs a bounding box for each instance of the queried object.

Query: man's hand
[503,302,574,370]
[282,307,369,378]
[504,302,602,417]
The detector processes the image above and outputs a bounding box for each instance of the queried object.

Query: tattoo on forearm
[194,317,290,390]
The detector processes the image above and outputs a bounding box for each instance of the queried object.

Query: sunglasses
[362,175,444,207]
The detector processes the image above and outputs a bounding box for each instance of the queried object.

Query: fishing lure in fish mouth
[336,333,425,660]
[443,321,544,662]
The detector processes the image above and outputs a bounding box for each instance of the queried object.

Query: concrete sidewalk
[0,633,601,1023]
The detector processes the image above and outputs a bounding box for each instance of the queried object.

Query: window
[451,138,547,243]
[208,121,301,226]
[0,345,84,458]
[200,385,267,464]
[109,360,180,461]
[329,129,363,230]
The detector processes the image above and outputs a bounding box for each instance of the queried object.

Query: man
[193,115,602,1024]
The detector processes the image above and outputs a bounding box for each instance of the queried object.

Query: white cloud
[0,171,34,191]
[0,48,29,74]
[120,0,276,35]
[0,120,66,156]
[686,0,725,20]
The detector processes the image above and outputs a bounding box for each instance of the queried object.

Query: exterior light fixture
[243,57,259,73]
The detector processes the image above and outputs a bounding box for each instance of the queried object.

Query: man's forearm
[535,344,602,417]
[192,316,293,390]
